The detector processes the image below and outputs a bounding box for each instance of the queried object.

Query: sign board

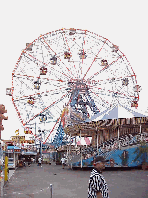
[7,149,13,153]
[24,140,35,144]
[14,149,21,153]
[11,136,25,141]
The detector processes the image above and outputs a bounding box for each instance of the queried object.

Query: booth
[42,151,51,164]
[6,146,21,169]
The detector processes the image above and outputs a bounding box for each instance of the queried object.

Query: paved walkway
[3,163,148,198]
[9,170,15,180]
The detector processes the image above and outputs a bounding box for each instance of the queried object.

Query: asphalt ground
[3,163,148,198]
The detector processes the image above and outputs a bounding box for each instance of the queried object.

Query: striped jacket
[88,168,109,198]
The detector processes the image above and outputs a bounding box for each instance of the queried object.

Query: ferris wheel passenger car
[40,67,47,75]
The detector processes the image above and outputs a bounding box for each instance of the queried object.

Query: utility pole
[40,132,42,159]
[96,127,99,155]
[39,130,44,162]
[34,122,37,152]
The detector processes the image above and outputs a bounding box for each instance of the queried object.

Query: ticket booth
[6,146,21,169]
[14,146,21,167]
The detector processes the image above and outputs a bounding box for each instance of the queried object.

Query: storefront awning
[22,151,37,155]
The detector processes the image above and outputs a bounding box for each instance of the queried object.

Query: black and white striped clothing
[88,168,109,198]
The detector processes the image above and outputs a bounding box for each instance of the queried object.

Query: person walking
[61,156,66,169]
[27,156,31,167]
[88,156,109,198]
[38,157,42,167]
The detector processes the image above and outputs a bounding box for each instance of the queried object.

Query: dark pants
[62,163,65,169]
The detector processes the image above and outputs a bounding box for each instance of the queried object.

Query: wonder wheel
[11,28,141,143]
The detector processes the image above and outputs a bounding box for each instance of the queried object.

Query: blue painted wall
[72,144,148,167]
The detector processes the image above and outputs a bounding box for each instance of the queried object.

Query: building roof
[42,151,50,154]
[7,146,21,149]
[7,146,14,149]
[88,103,147,121]
[14,146,21,150]
[22,151,37,155]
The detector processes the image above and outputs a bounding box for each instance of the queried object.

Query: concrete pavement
[3,163,148,198]
[9,169,15,180]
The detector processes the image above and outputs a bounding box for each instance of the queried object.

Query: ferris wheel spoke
[16,54,40,77]
[44,116,61,144]
[89,83,135,108]
[124,55,138,83]
[96,55,124,80]
[94,64,139,104]
[24,92,69,125]
[68,36,82,50]
[89,73,136,91]
[61,32,76,74]
[26,51,72,80]
[89,89,110,104]
[61,34,71,48]
[13,77,34,95]
[114,85,137,101]
[13,74,36,79]
[12,83,67,102]
[26,53,48,67]
[15,76,67,84]
[62,31,82,78]
[81,30,87,66]
[82,39,107,80]
[46,87,67,96]
[44,92,73,143]
[50,63,73,80]
[66,34,84,76]
[88,54,125,81]
[90,85,132,99]
[12,101,24,125]
[41,37,75,78]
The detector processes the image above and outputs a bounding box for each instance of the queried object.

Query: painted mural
[72,143,148,168]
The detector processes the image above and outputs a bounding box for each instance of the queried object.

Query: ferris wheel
[10,28,141,143]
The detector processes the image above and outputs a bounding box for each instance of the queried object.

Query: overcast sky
[0,0,148,140]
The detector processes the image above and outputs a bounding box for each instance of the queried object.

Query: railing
[67,133,148,168]
[50,184,52,198]
[68,153,81,165]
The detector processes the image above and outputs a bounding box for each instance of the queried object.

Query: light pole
[38,130,42,160]
[40,132,42,160]
[25,122,37,152]
[39,130,45,163]
[96,127,99,155]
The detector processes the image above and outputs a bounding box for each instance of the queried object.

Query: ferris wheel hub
[68,79,89,93]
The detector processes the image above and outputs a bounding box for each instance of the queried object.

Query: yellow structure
[11,136,25,141]
[15,129,19,136]
[4,156,8,182]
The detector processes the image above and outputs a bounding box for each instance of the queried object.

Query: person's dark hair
[94,156,109,163]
